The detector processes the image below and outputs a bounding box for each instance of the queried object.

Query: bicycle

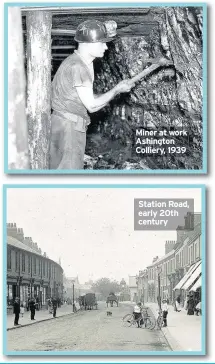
[122,307,155,329]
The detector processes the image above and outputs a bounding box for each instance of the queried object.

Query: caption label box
[132,127,191,157]
[134,198,194,231]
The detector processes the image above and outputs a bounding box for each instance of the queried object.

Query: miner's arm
[76,80,133,113]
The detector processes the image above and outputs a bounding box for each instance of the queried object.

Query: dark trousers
[53,307,57,318]
[30,309,35,320]
[163,310,168,326]
[14,313,19,325]
[134,312,143,327]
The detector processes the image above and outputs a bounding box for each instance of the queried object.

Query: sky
[6,187,201,284]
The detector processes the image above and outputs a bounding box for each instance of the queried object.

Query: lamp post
[40,280,44,309]
[71,279,75,312]
[157,266,162,310]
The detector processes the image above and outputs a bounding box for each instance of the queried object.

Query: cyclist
[133,302,143,328]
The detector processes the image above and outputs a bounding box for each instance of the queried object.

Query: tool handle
[128,63,161,85]
[128,58,173,85]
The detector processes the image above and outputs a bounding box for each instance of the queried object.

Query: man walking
[52,297,58,318]
[13,297,20,326]
[29,297,36,320]
[50,20,134,170]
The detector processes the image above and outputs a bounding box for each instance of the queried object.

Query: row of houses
[7,223,64,306]
[133,213,202,305]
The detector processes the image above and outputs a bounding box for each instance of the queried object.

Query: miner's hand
[116,80,134,94]
[158,57,173,67]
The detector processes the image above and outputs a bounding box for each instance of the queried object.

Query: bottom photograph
[4,184,205,356]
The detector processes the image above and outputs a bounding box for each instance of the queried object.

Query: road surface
[7,302,171,352]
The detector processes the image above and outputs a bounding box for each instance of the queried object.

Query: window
[195,238,200,259]
[46,262,49,277]
[39,260,41,276]
[28,256,31,274]
[190,245,194,263]
[22,253,25,272]
[15,251,19,272]
[43,261,45,276]
[33,256,36,275]
[7,249,11,270]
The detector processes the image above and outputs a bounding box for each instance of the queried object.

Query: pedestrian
[162,299,168,327]
[133,302,143,328]
[52,297,58,318]
[187,293,195,315]
[50,19,135,170]
[13,297,20,326]
[175,295,181,312]
[36,296,40,311]
[29,297,36,320]
[20,303,25,317]
[48,298,53,314]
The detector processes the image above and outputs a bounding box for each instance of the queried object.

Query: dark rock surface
[85,7,203,170]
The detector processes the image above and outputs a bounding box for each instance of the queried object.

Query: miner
[50,19,134,170]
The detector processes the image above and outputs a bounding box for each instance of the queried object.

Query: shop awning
[182,263,202,290]
[173,260,201,290]
[190,276,201,292]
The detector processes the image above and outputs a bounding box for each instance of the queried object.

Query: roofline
[7,242,63,272]
[146,223,202,269]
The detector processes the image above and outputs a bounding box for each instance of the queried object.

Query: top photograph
[5,3,207,174]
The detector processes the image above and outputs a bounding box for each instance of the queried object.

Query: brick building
[7,223,64,306]
[136,213,202,304]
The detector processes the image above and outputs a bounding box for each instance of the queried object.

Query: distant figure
[35,296,40,310]
[13,297,20,326]
[20,303,25,317]
[187,294,195,315]
[52,297,58,318]
[195,301,201,316]
[162,299,169,327]
[175,295,181,312]
[29,298,36,320]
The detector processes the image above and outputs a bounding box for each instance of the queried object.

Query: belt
[52,110,86,122]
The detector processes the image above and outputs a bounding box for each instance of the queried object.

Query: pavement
[7,304,75,330]
[146,302,202,352]
[7,301,171,353]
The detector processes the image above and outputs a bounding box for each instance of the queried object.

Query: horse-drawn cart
[79,293,98,310]
[106,292,119,307]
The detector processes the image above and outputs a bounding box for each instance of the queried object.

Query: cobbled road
[7,302,171,352]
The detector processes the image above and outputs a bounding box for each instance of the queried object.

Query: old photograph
[4,185,205,355]
[6,4,206,173]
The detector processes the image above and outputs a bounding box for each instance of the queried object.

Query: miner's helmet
[74,20,117,43]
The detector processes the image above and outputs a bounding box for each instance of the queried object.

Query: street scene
[6,186,204,354]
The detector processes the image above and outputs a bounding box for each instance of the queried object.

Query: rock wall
[85,7,203,170]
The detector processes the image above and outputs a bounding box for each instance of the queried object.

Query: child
[162,299,168,327]
[20,303,25,318]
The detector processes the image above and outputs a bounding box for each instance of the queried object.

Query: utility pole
[157,266,162,310]
[71,280,75,312]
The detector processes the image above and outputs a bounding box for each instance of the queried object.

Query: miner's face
[88,42,108,58]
